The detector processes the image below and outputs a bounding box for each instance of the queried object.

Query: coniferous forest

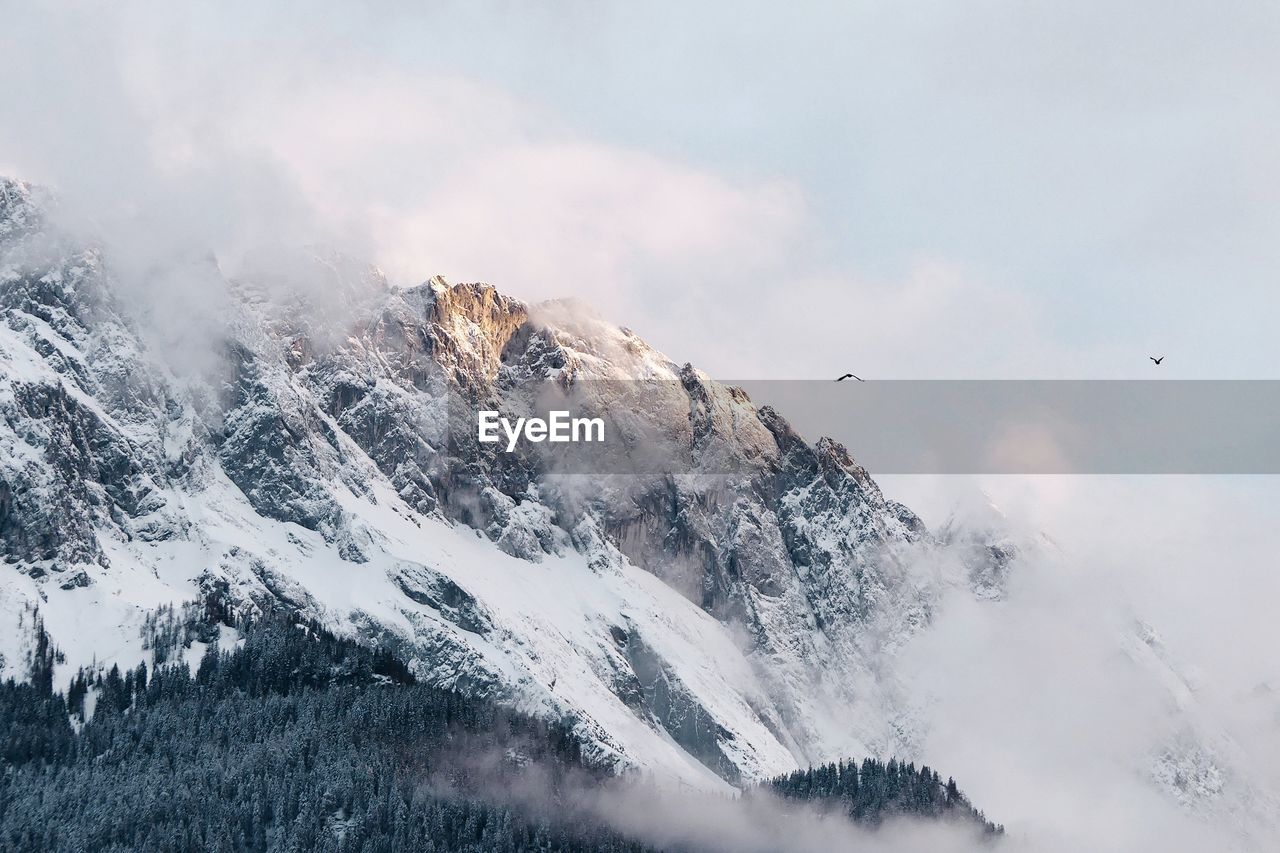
[0,607,999,851]
[765,759,1002,833]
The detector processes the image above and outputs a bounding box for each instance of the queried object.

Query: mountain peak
[0,177,46,241]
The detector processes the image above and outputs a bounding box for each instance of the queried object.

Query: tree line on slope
[0,606,1000,851]
[764,759,1002,834]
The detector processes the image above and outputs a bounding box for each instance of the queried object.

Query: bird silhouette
[836,373,864,381]
[1150,356,1164,365]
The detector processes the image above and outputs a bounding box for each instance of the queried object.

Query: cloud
[439,739,1000,853]
[241,73,808,316]
[879,474,1280,852]
[0,2,1090,384]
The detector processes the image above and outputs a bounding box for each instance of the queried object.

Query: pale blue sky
[4,1,1279,377]
[348,1,1280,373]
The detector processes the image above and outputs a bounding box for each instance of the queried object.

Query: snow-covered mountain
[0,176,988,784]
[1,177,1274,846]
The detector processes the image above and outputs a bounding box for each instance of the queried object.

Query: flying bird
[836,373,864,381]
[1150,356,1164,365]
